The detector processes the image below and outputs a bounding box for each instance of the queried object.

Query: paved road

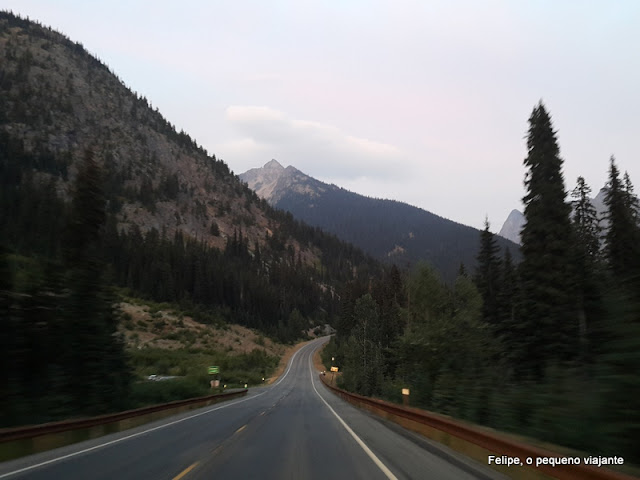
[0,338,505,480]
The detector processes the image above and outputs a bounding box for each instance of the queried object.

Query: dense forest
[272,171,520,282]
[0,11,380,426]
[325,103,640,463]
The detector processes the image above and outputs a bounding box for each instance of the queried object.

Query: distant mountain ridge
[240,160,521,280]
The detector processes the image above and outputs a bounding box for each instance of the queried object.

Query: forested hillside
[0,11,379,425]
[326,103,640,463]
[241,160,520,282]
[0,11,379,326]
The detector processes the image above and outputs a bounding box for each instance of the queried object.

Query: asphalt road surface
[0,337,506,480]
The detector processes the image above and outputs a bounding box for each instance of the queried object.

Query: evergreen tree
[571,177,601,262]
[63,149,105,265]
[496,247,518,351]
[0,246,13,425]
[458,262,468,278]
[603,158,640,283]
[570,176,603,363]
[63,149,130,413]
[622,171,640,222]
[517,103,577,376]
[371,265,405,376]
[342,294,384,396]
[474,218,501,327]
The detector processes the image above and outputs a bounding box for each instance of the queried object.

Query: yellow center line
[173,461,199,480]
[235,425,247,434]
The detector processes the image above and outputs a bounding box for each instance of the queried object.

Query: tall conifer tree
[496,247,518,349]
[474,218,501,327]
[603,158,640,283]
[517,103,577,376]
[64,149,130,413]
[571,176,603,363]
[622,171,640,222]
[571,177,601,262]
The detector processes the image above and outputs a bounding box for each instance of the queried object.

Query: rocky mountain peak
[240,160,321,205]
[240,159,290,203]
[264,159,285,171]
[498,209,525,244]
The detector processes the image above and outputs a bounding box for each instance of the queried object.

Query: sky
[5,0,640,230]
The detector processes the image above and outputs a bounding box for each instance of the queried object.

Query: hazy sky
[5,1,639,230]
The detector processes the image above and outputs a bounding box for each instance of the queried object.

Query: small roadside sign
[330,366,339,372]
[208,366,219,374]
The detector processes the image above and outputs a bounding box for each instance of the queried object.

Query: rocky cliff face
[240,159,287,202]
[240,159,334,205]
[0,13,332,265]
[498,209,525,244]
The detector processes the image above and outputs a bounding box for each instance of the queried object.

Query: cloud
[219,106,408,180]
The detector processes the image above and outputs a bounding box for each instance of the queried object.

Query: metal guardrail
[319,375,636,480]
[0,389,248,443]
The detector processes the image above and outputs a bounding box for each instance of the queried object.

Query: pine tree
[598,165,640,462]
[603,158,640,283]
[496,248,518,349]
[571,176,603,363]
[517,103,577,376]
[571,177,601,262]
[63,149,130,413]
[63,149,105,265]
[474,218,501,327]
[0,246,13,425]
[343,294,384,396]
[622,171,640,222]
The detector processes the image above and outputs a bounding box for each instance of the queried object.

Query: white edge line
[0,341,312,479]
[272,340,308,387]
[308,344,398,480]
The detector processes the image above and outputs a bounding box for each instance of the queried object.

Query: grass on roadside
[127,347,279,406]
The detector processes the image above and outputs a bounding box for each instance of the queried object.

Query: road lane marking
[272,340,313,387]
[173,461,199,480]
[308,346,399,480]
[0,342,320,479]
[235,425,246,434]
[0,393,265,479]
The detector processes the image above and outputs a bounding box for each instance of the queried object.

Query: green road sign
[208,366,219,374]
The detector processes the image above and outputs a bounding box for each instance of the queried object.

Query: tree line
[0,131,378,426]
[1,150,130,426]
[325,103,640,463]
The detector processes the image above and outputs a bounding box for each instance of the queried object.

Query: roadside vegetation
[326,104,640,465]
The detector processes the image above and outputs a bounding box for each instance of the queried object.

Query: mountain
[240,159,332,204]
[498,209,525,244]
[240,160,521,281]
[0,12,380,337]
[591,188,607,225]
